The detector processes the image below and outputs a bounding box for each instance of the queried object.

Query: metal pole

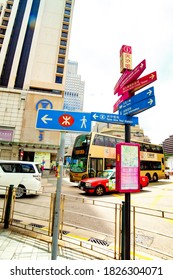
[124,123,131,260]
[51,132,65,260]
[4,185,14,229]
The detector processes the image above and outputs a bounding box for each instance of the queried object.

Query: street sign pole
[51,131,65,260]
[124,124,131,260]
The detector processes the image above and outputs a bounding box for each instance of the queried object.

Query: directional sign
[118,87,154,110]
[118,71,157,95]
[91,112,138,126]
[36,109,91,132]
[119,95,156,116]
[114,59,146,95]
[113,91,134,112]
[113,69,131,95]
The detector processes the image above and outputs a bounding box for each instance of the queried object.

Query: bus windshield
[70,134,91,173]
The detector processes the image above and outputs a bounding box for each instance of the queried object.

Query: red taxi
[78,169,149,196]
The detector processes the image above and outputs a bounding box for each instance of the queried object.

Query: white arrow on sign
[92,113,99,120]
[41,114,53,124]
[148,98,154,105]
[147,89,153,96]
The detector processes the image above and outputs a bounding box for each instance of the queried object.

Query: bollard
[4,185,14,229]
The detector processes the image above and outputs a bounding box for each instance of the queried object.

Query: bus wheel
[153,173,158,182]
[145,173,151,182]
[95,185,105,196]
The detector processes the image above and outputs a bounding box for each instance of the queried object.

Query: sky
[68,0,173,144]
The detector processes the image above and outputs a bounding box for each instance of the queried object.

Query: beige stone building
[0,0,75,168]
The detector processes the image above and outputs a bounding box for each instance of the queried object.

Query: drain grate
[89,237,110,247]
[12,219,22,223]
[62,230,70,235]
[28,223,45,228]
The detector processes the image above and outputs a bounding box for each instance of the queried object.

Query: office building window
[57,66,64,74]
[59,48,66,55]
[58,57,65,64]
[61,32,68,38]
[55,76,63,84]
[62,24,69,30]
[60,40,67,46]
[65,9,70,15]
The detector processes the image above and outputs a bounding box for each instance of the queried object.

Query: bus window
[93,134,104,146]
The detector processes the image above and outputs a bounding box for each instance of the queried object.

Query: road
[1,176,173,259]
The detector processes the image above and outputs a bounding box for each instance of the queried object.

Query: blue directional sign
[36,109,91,132]
[119,95,156,116]
[91,112,138,126]
[118,87,154,111]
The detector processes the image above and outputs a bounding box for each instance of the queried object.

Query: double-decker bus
[69,132,165,182]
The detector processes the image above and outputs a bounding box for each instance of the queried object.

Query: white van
[0,160,42,198]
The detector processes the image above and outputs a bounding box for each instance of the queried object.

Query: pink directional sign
[113,69,131,95]
[118,71,157,95]
[115,59,146,95]
[113,91,134,112]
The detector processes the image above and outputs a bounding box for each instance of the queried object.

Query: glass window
[60,40,67,46]
[21,163,35,173]
[63,16,70,22]
[57,66,64,73]
[59,48,66,55]
[55,76,62,83]
[0,163,15,172]
[65,9,70,15]
[61,32,68,38]
[93,134,104,146]
[58,57,65,64]
[66,3,71,8]
[62,24,69,30]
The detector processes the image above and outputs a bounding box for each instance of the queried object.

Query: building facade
[93,123,151,143]
[162,135,173,155]
[0,0,75,168]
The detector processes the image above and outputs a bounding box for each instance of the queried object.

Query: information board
[116,142,140,193]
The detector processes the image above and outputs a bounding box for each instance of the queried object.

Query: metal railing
[1,185,173,259]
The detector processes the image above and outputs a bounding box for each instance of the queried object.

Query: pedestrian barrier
[0,185,173,259]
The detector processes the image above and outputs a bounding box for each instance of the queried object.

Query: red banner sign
[118,71,157,95]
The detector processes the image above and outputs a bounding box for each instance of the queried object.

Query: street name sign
[114,59,146,95]
[91,112,138,126]
[119,95,156,116]
[36,109,91,132]
[118,87,154,111]
[118,71,157,95]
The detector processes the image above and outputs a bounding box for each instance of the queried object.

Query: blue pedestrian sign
[91,112,138,126]
[36,109,91,132]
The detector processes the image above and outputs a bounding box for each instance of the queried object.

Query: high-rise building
[64,60,84,111]
[0,0,75,168]
[63,60,85,149]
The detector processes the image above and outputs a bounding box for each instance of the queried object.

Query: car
[78,169,149,196]
[0,160,42,198]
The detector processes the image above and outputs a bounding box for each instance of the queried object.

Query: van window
[21,163,35,173]
[0,163,15,172]
[0,163,35,173]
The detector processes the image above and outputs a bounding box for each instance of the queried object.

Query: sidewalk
[0,225,96,260]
